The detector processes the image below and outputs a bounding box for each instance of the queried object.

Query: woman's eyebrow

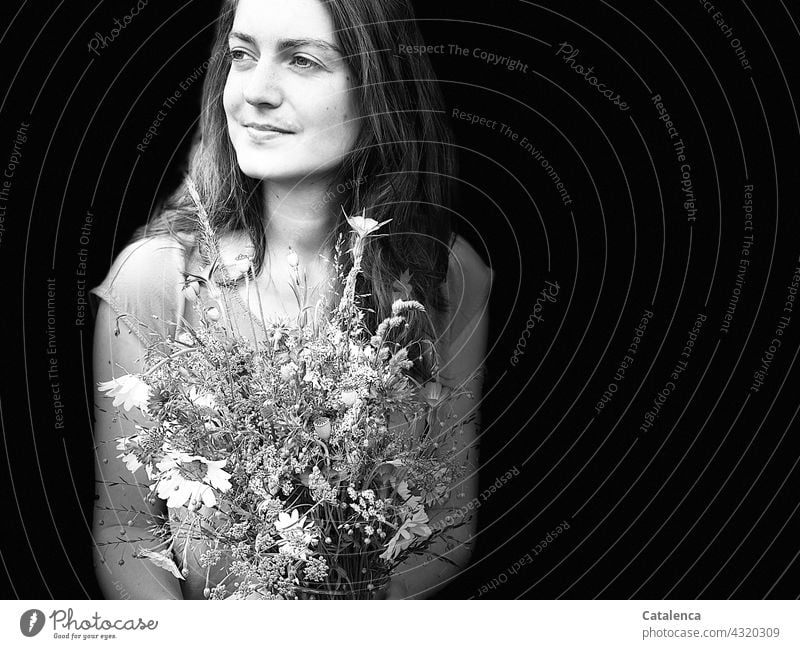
[228,31,342,55]
[277,38,343,55]
[228,30,257,46]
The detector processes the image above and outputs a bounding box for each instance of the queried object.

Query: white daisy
[154,453,231,509]
[156,473,217,509]
[273,509,317,560]
[187,386,217,409]
[98,375,150,412]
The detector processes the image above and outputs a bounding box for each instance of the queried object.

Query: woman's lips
[244,125,293,143]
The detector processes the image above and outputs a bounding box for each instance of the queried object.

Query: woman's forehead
[231,0,336,44]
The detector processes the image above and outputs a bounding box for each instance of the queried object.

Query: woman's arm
[388,301,491,599]
[92,300,184,599]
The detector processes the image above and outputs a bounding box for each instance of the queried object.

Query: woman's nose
[243,60,283,108]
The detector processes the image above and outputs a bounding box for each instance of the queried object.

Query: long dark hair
[135,0,457,382]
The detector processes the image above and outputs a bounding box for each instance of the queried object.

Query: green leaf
[136,548,185,580]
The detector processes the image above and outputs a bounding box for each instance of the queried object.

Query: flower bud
[227,256,252,279]
[287,248,299,269]
[424,381,444,404]
[205,306,221,322]
[314,416,332,440]
[182,280,201,302]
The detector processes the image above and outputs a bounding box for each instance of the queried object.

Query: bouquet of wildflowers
[97,180,476,599]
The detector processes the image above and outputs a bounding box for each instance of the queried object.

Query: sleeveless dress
[90,232,493,599]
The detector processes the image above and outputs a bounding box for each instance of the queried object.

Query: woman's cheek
[222,77,240,118]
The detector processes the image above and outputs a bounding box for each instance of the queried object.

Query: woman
[91,0,493,599]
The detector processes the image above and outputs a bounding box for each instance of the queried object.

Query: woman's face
[223,0,359,183]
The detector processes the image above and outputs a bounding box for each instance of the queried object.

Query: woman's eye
[290,54,321,70]
[228,48,253,63]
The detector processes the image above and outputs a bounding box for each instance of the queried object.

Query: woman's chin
[236,159,338,184]
[236,163,297,181]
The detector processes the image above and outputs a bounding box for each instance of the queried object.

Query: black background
[1,0,799,599]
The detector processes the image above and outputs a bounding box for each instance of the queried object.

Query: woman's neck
[260,178,337,267]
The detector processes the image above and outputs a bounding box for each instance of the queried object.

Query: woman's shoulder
[90,234,191,346]
[93,234,190,296]
[447,234,493,285]
[443,234,494,342]
[112,233,189,267]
